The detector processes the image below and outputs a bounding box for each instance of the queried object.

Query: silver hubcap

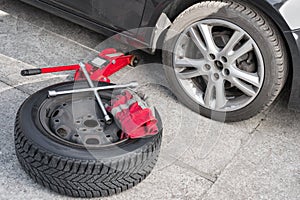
[173,19,264,112]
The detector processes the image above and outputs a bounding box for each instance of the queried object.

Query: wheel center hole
[84,119,98,128]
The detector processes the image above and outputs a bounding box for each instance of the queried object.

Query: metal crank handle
[48,82,138,97]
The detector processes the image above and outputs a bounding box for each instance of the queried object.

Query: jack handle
[21,69,42,76]
[21,65,80,76]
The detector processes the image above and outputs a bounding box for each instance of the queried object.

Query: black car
[21,0,300,121]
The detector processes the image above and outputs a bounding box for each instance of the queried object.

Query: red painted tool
[21,48,138,83]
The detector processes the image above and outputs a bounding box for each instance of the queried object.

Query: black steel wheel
[14,81,162,198]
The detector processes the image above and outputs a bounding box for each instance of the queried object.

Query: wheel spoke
[230,66,260,87]
[175,57,208,79]
[230,77,256,97]
[203,79,227,109]
[229,40,253,63]
[176,69,205,79]
[197,24,219,53]
[204,79,215,108]
[222,31,245,55]
[215,80,227,109]
[188,27,207,55]
[175,57,206,69]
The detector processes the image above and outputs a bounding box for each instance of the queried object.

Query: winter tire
[14,81,162,198]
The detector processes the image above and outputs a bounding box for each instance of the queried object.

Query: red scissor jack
[21,48,158,139]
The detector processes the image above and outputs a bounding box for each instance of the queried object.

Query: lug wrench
[48,62,138,124]
[48,82,138,97]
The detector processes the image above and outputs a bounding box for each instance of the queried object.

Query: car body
[21,0,300,112]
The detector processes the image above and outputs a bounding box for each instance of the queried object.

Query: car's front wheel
[162,0,288,122]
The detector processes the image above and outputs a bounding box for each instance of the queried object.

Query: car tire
[14,81,162,198]
[162,0,288,122]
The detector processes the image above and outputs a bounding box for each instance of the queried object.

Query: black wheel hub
[40,94,123,148]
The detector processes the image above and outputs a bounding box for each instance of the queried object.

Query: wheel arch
[149,0,294,49]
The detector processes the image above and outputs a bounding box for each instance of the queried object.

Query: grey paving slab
[103,158,212,200]
[0,6,97,67]
[258,94,300,147]
[0,0,104,48]
[203,133,300,200]
[0,53,66,94]
[0,84,51,200]
[202,98,300,200]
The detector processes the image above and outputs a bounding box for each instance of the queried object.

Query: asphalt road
[0,0,299,199]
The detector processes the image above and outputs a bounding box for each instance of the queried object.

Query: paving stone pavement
[0,0,299,199]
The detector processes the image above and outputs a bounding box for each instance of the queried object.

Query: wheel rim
[173,19,264,112]
[39,92,126,148]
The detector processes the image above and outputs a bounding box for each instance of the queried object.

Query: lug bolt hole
[221,56,228,63]
[204,64,211,70]
[215,60,223,70]
[209,54,216,60]
[56,128,67,137]
[214,73,220,80]
[224,69,230,76]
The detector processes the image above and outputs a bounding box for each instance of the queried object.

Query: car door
[91,0,146,31]
[43,0,146,32]
[45,0,93,18]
